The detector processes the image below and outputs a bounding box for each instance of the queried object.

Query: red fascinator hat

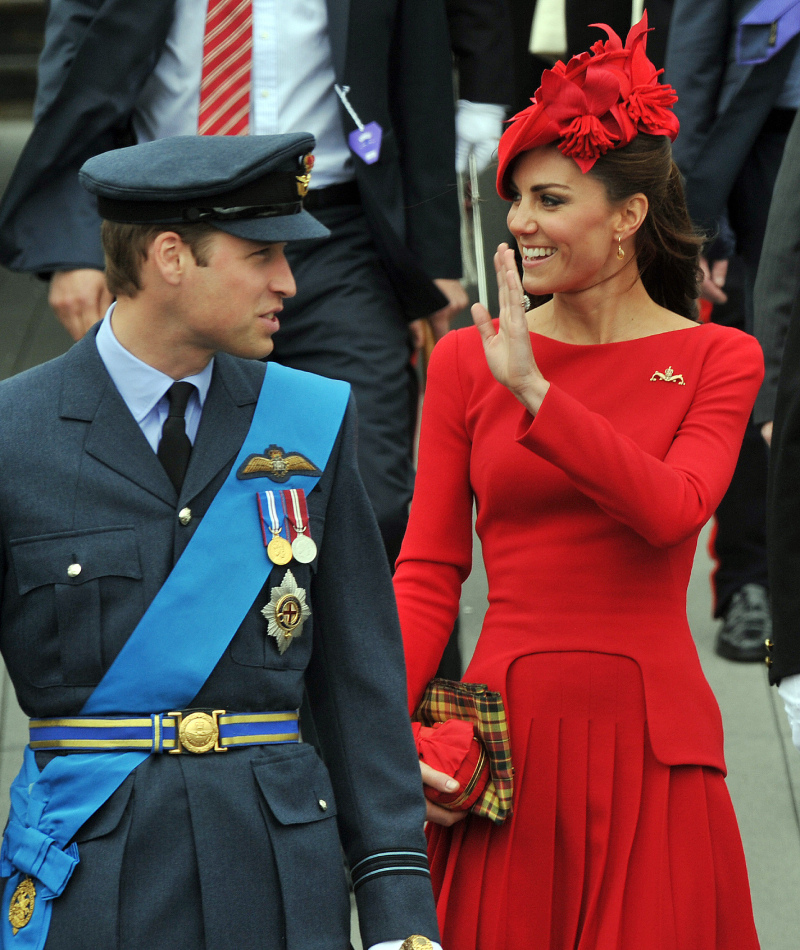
[496,12,679,198]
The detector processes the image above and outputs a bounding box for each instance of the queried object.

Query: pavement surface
[0,119,798,948]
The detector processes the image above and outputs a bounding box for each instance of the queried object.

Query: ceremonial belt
[29,710,299,754]
[1,363,351,950]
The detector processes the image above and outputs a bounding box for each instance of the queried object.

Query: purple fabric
[738,0,800,64]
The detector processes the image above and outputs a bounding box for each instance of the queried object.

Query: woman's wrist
[514,376,550,416]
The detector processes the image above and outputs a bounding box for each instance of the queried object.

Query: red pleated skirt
[427,652,760,950]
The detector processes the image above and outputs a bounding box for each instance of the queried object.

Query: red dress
[394,322,764,950]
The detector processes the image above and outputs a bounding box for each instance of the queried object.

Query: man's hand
[49,269,113,340]
[699,256,728,305]
[429,278,468,340]
[761,421,773,447]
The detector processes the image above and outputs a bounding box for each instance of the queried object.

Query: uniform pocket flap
[12,526,142,595]
[252,747,337,825]
[72,772,135,844]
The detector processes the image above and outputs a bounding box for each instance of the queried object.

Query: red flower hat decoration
[497,12,679,197]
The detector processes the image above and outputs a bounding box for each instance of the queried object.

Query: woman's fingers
[471,301,495,342]
[419,762,468,826]
[420,760,459,794]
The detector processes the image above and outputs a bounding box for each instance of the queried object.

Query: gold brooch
[262,569,311,654]
[9,876,36,934]
[650,366,685,385]
[296,154,315,197]
[238,444,322,483]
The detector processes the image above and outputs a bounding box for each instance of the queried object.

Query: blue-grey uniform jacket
[0,328,438,949]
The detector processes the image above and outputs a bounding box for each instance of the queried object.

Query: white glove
[455,99,506,174]
[778,672,800,752]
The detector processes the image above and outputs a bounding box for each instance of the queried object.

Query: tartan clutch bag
[414,678,514,824]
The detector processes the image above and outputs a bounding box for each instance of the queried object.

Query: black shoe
[715,584,771,662]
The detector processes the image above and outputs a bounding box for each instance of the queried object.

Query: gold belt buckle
[168,710,226,754]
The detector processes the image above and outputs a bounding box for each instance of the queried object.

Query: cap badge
[262,569,311,654]
[296,154,315,197]
[238,444,322,482]
[650,366,685,386]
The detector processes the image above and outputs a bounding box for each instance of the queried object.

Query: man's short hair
[101,221,218,298]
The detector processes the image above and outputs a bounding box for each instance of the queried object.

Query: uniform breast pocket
[230,561,316,671]
[10,526,143,688]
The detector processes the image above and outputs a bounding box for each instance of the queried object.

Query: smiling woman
[394,12,765,950]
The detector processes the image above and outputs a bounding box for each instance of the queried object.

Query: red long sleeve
[395,323,763,768]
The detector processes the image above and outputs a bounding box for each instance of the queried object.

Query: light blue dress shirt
[95,307,213,452]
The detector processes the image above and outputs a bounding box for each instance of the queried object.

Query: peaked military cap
[79,133,330,242]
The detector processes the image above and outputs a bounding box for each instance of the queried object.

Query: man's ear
[148,231,192,286]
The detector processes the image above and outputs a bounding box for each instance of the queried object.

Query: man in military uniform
[0,133,440,950]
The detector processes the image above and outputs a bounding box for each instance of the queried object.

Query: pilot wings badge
[650,366,685,386]
[238,444,322,482]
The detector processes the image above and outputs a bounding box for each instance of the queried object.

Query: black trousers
[272,203,417,567]
[710,111,793,613]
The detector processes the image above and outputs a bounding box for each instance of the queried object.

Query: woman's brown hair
[588,133,703,320]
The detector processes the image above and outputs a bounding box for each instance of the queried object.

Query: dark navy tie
[157,382,195,491]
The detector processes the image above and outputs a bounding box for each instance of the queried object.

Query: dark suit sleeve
[304,398,439,947]
[445,0,514,105]
[389,0,463,279]
[768,301,800,683]
[0,0,176,275]
[665,0,733,175]
[754,110,800,425]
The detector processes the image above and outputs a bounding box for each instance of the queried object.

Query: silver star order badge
[262,569,311,654]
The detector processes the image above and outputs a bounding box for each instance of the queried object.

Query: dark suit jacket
[665,0,800,235]
[761,112,800,683]
[0,330,438,948]
[446,0,514,105]
[0,0,461,318]
[753,109,800,426]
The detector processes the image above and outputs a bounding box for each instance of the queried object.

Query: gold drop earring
[617,236,625,260]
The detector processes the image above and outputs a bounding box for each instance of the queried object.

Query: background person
[394,18,763,949]
[0,0,466,567]
[663,0,800,661]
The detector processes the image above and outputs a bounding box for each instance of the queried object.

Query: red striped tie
[198,0,253,136]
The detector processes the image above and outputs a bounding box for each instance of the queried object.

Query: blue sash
[0,363,350,949]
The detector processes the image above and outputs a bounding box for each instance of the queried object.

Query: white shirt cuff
[368,942,443,950]
[777,672,800,752]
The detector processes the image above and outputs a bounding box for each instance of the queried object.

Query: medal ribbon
[258,490,288,544]
[281,488,311,542]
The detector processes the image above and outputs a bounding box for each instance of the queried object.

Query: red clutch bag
[413,679,514,823]
[411,720,490,811]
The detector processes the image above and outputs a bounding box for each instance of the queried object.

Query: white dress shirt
[132,0,354,187]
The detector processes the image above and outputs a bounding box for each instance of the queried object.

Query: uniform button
[67,563,82,578]
[178,507,192,526]
[318,799,328,811]
[261,90,269,99]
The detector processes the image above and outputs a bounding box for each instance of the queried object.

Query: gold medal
[267,534,293,565]
[262,569,311,654]
[9,876,36,935]
[257,491,294,565]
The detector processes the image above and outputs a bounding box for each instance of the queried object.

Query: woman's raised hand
[471,244,549,413]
